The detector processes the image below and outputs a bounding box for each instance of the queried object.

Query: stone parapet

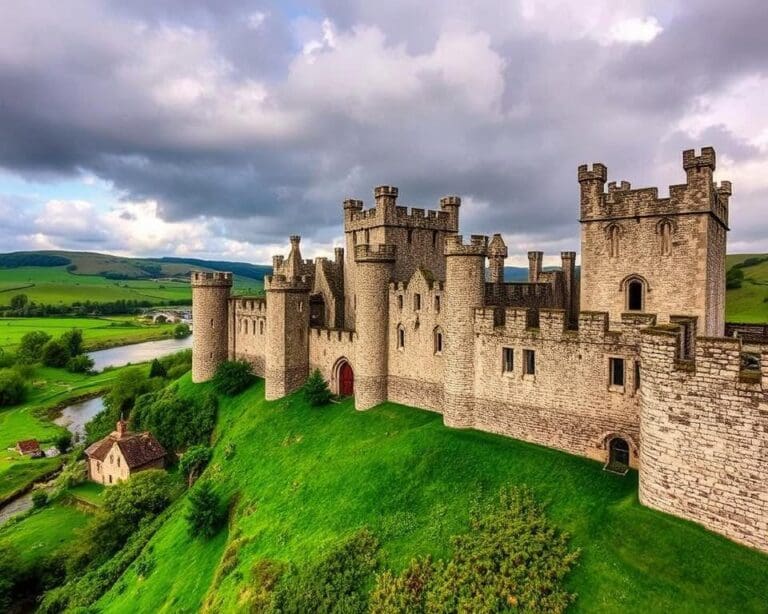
[444,234,488,256]
[354,244,397,262]
[191,271,233,287]
[264,274,312,292]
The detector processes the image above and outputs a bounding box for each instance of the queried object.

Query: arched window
[627,279,644,311]
[433,327,443,354]
[659,220,672,255]
[397,324,405,349]
[607,225,620,258]
[609,438,630,469]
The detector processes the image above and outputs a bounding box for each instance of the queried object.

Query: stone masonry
[191,147,768,553]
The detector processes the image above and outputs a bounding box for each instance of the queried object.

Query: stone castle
[191,147,767,553]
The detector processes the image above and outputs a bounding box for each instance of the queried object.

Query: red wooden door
[339,363,354,396]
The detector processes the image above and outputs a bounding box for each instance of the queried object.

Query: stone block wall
[639,328,768,552]
[308,327,356,394]
[191,271,232,383]
[230,297,267,377]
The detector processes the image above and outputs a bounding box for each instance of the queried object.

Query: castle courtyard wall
[229,297,267,377]
[308,327,357,394]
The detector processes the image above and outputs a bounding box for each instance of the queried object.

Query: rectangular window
[434,295,441,313]
[414,293,421,311]
[523,349,535,375]
[503,348,514,373]
[610,357,625,387]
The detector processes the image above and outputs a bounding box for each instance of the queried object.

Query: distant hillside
[725,253,768,323]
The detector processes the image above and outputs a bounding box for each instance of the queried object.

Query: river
[88,334,193,371]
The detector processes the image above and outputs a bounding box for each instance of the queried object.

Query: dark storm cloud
[0,0,766,259]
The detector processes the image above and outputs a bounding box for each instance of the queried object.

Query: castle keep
[192,147,768,553]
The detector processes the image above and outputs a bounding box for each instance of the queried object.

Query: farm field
[97,377,768,614]
[0,317,177,353]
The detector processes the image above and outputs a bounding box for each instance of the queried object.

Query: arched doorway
[337,360,354,396]
[608,438,630,473]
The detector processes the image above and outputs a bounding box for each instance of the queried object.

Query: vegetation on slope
[725,254,768,323]
[94,377,768,613]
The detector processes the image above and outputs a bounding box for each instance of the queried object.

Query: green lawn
[67,482,105,507]
[0,316,176,352]
[97,377,768,613]
[0,364,149,504]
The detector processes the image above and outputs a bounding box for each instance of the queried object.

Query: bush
[32,490,49,509]
[149,358,167,378]
[273,528,380,613]
[60,328,84,357]
[55,432,73,454]
[17,330,52,363]
[10,294,28,311]
[173,323,191,338]
[213,360,254,396]
[185,481,224,539]
[0,369,26,406]
[42,339,70,367]
[179,445,212,487]
[726,267,744,289]
[303,369,332,406]
[369,487,579,614]
[66,354,94,374]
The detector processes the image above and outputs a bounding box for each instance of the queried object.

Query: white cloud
[606,16,663,44]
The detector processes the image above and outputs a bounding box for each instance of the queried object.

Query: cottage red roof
[85,429,165,469]
[16,439,41,454]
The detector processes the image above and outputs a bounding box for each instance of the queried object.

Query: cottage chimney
[116,419,127,439]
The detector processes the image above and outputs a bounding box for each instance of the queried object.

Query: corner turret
[191,271,233,383]
[440,195,461,232]
[578,163,607,219]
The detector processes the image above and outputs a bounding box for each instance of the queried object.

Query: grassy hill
[0,251,271,308]
[93,377,768,613]
[725,254,768,323]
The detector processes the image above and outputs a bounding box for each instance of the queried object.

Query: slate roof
[85,430,165,469]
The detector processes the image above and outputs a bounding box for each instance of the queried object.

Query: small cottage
[16,439,42,458]
[85,420,165,485]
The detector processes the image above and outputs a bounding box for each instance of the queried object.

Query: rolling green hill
[0,251,270,308]
[90,377,768,613]
[725,254,768,323]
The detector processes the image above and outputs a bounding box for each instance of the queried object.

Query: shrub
[185,481,224,539]
[17,330,52,363]
[369,487,579,614]
[149,358,167,378]
[10,294,28,311]
[213,360,254,396]
[173,323,191,338]
[42,339,70,367]
[273,529,379,613]
[726,267,744,289]
[66,354,94,374]
[32,490,49,509]
[55,432,73,454]
[0,369,26,406]
[303,368,332,406]
[60,328,84,357]
[179,445,212,487]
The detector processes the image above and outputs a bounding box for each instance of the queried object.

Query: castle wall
[308,328,357,393]
[229,297,267,377]
[639,329,768,553]
[387,273,445,413]
[471,309,643,465]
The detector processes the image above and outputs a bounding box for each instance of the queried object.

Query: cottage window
[523,349,536,375]
[503,348,514,373]
[414,293,421,311]
[109,454,113,464]
[117,456,121,468]
[109,475,113,484]
[610,357,625,387]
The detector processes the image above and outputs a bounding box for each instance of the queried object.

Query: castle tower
[443,235,487,428]
[439,195,461,232]
[579,148,729,336]
[264,272,311,401]
[488,234,507,283]
[527,251,543,283]
[191,271,233,383]
[353,244,396,410]
[560,251,577,328]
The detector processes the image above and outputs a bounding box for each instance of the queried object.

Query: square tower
[579,148,730,336]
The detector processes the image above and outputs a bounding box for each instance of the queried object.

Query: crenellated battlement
[444,234,488,256]
[232,296,267,314]
[264,274,312,292]
[577,163,608,183]
[191,271,233,287]
[354,244,397,262]
[682,146,716,172]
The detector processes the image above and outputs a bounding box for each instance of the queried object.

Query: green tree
[86,367,155,443]
[179,445,212,487]
[42,339,70,367]
[185,481,223,539]
[149,358,167,378]
[173,323,191,338]
[213,360,254,396]
[0,369,26,406]
[55,431,73,454]
[17,330,52,363]
[60,328,84,357]
[9,293,28,311]
[726,267,744,289]
[303,368,332,406]
[66,354,94,374]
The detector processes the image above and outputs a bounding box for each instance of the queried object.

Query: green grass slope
[98,378,768,613]
[725,254,768,323]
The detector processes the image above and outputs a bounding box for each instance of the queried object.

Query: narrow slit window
[397,295,403,310]
[397,325,405,349]
[503,348,514,373]
[434,295,441,313]
[414,293,421,311]
[610,357,625,387]
[523,349,535,375]
[634,361,641,391]
[434,328,443,354]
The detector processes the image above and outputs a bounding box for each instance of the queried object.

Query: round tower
[443,235,487,428]
[191,271,233,383]
[353,243,396,410]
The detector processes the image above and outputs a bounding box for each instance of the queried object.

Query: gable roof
[85,431,166,469]
[16,439,41,454]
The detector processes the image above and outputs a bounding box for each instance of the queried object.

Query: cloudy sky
[0,0,766,266]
